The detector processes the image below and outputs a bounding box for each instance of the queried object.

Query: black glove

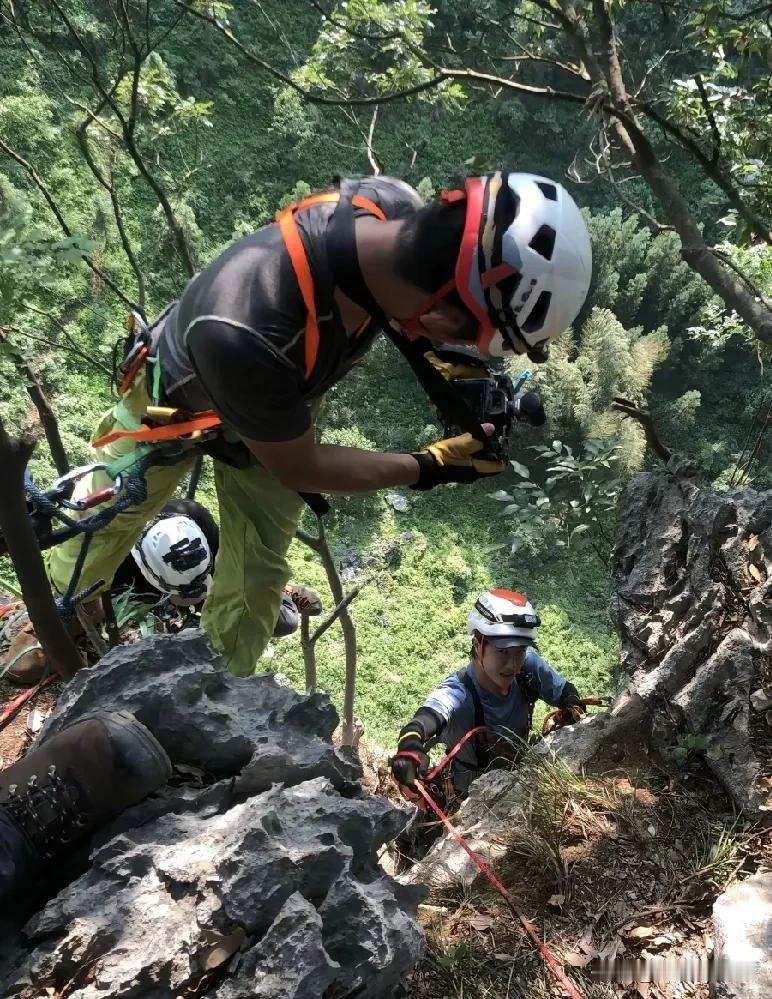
[390,728,430,788]
[410,433,507,491]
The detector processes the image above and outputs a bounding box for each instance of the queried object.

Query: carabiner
[51,464,124,511]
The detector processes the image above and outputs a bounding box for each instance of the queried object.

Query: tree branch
[175,0,446,105]
[694,73,721,165]
[611,397,672,464]
[0,135,137,310]
[0,419,82,681]
[76,113,147,313]
[0,327,70,476]
[638,100,771,245]
[308,579,369,646]
[295,519,358,744]
[300,0,404,41]
[45,0,197,278]
[365,105,380,175]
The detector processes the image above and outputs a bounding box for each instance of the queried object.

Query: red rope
[413,753,585,999]
[424,724,489,781]
[0,674,56,730]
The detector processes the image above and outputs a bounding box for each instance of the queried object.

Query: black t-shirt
[157,176,422,442]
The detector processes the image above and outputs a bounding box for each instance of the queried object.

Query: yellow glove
[411,433,506,490]
[424,350,488,382]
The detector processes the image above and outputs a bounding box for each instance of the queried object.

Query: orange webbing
[276,191,387,378]
[119,345,149,395]
[92,411,222,448]
[277,207,319,379]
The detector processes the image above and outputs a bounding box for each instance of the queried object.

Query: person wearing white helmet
[398,172,592,363]
[43,171,590,679]
[391,588,584,798]
[116,499,322,623]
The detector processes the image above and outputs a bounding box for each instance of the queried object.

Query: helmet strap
[402,277,457,335]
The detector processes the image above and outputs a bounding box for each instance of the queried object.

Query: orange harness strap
[100,191,387,450]
[118,345,149,395]
[92,411,222,449]
[276,192,387,379]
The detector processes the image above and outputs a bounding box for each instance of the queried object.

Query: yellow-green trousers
[46,378,306,676]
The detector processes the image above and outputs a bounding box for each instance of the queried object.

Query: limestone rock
[541,473,772,814]
[1,632,423,996]
[711,872,772,999]
[400,770,526,892]
[38,630,359,791]
[212,893,338,999]
[2,777,422,997]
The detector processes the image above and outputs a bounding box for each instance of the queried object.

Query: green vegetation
[0,0,770,748]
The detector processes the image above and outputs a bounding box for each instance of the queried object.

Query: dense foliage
[0,0,769,743]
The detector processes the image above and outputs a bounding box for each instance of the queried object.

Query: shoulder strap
[517,663,540,733]
[457,667,485,728]
[326,193,490,445]
[457,667,492,768]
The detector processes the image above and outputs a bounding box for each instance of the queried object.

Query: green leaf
[510,460,530,478]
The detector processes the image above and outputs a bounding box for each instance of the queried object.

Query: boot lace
[4,766,90,859]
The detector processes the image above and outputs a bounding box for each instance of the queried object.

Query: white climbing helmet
[450,171,592,359]
[131,515,213,603]
[467,588,540,647]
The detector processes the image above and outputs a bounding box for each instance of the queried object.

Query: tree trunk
[300,612,317,693]
[559,0,772,347]
[23,364,70,476]
[296,521,359,745]
[0,419,82,681]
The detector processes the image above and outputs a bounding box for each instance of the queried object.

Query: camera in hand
[443,373,546,459]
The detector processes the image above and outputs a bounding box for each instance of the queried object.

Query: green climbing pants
[46,376,306,676]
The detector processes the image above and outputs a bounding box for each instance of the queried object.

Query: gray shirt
[157,176,423,441]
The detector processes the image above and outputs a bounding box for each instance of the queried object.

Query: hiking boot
[284,583,323,616]
[1,607,46,687]
[0,711,171,898]
[1,602,102,687]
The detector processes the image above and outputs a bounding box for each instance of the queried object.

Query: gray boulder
[38,629,359,791]
[541,467,772,815]
[711,872,772,999]
[2,632,423,997]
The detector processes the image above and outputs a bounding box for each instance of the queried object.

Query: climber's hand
[410,429,506,490]
[391,728,430,792]
[560,702,586,724]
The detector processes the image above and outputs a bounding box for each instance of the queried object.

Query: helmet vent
[536,182,557,201]
[522,290,551,333]
[529,225,556,261]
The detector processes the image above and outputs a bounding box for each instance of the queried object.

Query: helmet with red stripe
[467,588,540,645]
[408,172,591,360]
